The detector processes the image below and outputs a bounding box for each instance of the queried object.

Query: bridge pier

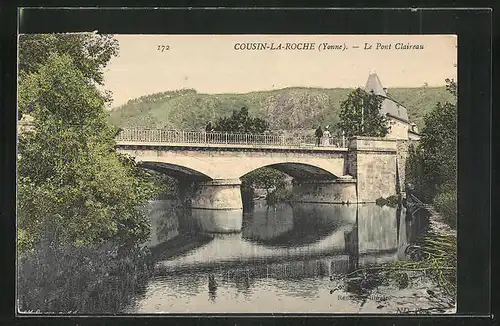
[292,177,357,204]
[189,179,243,233]
[346,137,398,203]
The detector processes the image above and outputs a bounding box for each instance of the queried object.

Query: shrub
[433,190,457,229]
[17,229,153,314]
[375,195,399,208]
[266,186,292,205]
[375,197,386,206]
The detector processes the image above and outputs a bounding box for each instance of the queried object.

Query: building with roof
[364,73,421,141]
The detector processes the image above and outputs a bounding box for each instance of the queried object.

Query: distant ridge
[108,86,454,132]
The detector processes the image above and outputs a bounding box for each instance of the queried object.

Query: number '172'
[157,45,170,52]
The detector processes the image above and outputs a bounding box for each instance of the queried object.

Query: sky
[102,34,457,108]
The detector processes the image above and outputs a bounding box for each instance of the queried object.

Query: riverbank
[17,240,154,314]
[338,204,456,314]
[425,207,456,236]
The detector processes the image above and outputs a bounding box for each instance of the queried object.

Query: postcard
[17,33,457,314]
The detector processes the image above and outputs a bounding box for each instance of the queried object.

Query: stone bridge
[116,129,403,232]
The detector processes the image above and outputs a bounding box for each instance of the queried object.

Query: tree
[18,33,118,109]
[337,88,390,137]
[419,78,457,198]
[240,167,290,206]
[241,167,288,198]
[405,78,457,226]
[18,33,118,85]
[17,36,157,253]
[214,107,269,133]
[405,143,429,201]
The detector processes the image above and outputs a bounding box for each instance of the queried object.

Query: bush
[375,195,400,208]
[18,229,153,314]
[266,186,292,205]
[433,190,457,229]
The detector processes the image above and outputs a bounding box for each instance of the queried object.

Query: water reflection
[242,202,295,242]
[131,200,430,313]
[145,200,180,247]
[242,202,357,247]
[357,204,398,254]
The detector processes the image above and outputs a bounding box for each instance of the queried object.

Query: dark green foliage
[241,167,290,205]
[17,35,158,252]
[266,186,293,205]
[405,143,430,201]
[214,107,269,133]
[375,197,385,206]
[241,167,288,195]
[420,102,457,199]
[433,191,457,229]
[19,33,119,90]
[445,77,457,97]
[405,78,457,227]
[109,87,453,133]
[146,171,179,200]
[338,88,389,137]
[17,227,153,313]
[375,195,400,208]
[17,34,164,313]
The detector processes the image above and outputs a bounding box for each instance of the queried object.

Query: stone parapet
[347,137,398,152]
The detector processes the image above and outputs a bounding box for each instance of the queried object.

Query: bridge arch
[240,162,340,181]
[138,161,213,182]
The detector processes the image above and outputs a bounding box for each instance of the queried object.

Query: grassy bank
[18,232,154,314]
[334,231,456,312]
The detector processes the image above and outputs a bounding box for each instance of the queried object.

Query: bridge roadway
[115,129,400,232]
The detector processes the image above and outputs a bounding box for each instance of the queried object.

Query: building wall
[408,131,421,141]
[387,118,409,140]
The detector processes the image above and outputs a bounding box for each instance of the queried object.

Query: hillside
[108,87,454,133]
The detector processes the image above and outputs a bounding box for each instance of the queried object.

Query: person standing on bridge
[205,120,214,143]
[315,125,323,146]
[322,125,331,146]
[205,120,214,133]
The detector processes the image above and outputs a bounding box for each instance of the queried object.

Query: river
[123,200,451,314]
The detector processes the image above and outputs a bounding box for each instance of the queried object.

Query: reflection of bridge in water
[117,128,405,232]
[152,202,429,278]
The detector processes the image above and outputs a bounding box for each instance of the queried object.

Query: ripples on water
[125,200,429,313]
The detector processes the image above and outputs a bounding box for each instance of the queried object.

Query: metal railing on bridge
[115,128,346,148]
